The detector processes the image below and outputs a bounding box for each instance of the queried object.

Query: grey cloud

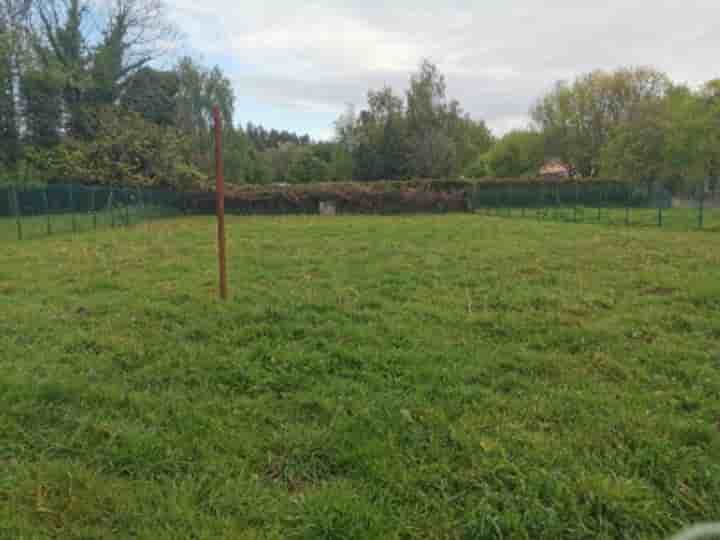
[170,0,720,134]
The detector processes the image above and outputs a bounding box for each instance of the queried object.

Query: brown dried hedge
[185,178,623,215]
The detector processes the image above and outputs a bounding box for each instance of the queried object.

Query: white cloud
[168,0,720,135]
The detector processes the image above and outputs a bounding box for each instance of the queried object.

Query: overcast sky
[168,0,720,140]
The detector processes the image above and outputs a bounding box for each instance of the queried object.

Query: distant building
[540,159,573,178]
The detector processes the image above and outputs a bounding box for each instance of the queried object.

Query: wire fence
[0,184,189,241]
[469,180,720,231]
[5,180,720,241]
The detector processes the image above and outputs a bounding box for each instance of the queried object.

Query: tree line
[480,67,720,194]
[1,1,718,190]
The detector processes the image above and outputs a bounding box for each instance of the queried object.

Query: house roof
[540,160,572,176]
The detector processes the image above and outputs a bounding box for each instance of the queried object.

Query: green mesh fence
[469,180,720,231]
[0,184,189,241]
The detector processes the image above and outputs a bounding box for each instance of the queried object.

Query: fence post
[538,184,543,220]
[11,185,22,240]
[214,105,229,301]
[624,183,630,226]
[136,187,143,223]
[109,190,116,228]
[698,189,704,230]
[553,183,559,220]
[125,190,130,226]
[573,182,578,223]
[42,189,51,235]
[68,184,77,233]
[90,188,97,230]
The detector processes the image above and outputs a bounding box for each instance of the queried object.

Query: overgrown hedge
[186,178,640,215]
[188,180,475,215]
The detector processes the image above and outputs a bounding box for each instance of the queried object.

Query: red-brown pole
[213,105,228,300]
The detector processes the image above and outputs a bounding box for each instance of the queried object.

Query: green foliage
[346,62,491,181]
[464,154,490,178]
[26,109,203,188]
[121,68,179,127]
[600,110,666,183]
[288,150,329,183]
[596,82,720,193]
[532,67,670,177]
[0,26,20,168]
[484,130,545,177]
[2,215,720,538]
[21,64,64,148]
[8,3,720,191]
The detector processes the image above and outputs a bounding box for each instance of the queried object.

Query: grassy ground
[1,215,719,539]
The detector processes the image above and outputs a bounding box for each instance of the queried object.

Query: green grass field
[2,215,719,539]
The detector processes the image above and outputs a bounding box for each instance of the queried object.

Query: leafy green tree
[28,108,203,187]
[484,130,544,177]
[0,0,32,170]
[328,144,353,181]
[0,29,20,168]
[21,64,64,147]
[35,0,91,137]
[464,155,490,178]
[288,149,329,183]
[596,81,720,196]
[121,68,179,126]
[532,67,670,176]
[406,60,457,177]
[600,108,666,183]
[347,61,490,182]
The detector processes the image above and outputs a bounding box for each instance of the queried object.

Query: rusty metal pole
[214,105,228,300]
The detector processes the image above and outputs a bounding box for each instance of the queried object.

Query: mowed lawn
[1,215,719,539]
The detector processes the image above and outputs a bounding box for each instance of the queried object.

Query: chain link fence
[1,184,189,241]
[5,180,720,241]
[468,180,720,231]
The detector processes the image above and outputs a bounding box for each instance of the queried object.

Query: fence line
[469,180,719,231]
[0,184,188,241]
[4,180,720,241]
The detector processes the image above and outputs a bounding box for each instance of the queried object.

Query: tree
[532,67,671,176]
[0,0,32,169]
[600,109,666,184]
[121,67,179,126]
[406,60,456,178]
[594,80,720,196]
[0,28,20,167]
[288,149,329,183]
[464,154,490,178]
[33,0,176,137]
[90,0,176,106]
[28,108,203,187]
[21,63,64,147]
[173,57,235,172]
[348,87,408,181]
[483,130,544,177]
[34,0,91,136]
